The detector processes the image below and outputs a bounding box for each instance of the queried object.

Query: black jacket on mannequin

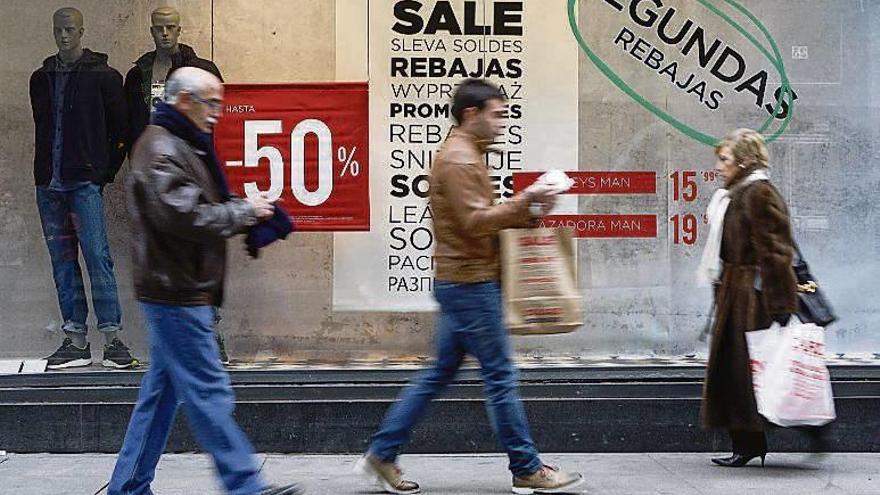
[29,49,128,186]
[124,44,223,144]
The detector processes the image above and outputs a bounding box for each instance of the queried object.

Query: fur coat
[700,174,798,431]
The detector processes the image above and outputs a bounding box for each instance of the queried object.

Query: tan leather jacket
[430,128,533,283]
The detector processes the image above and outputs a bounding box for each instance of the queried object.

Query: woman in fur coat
[697,128,798,467]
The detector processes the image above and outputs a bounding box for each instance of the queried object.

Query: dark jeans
[368,281,542,477]
[36,184,121,334]
[108,303,265,495]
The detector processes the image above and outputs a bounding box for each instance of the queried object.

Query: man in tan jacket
[355,79,584,494]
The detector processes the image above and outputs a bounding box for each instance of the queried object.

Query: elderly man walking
[108,67,301,495]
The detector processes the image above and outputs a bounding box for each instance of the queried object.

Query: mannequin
[29,8,136,369]
[124,6,223,143]
[125,7,228,363]
[148,7,178,109]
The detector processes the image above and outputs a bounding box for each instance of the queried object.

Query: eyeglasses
[190,93,223,111]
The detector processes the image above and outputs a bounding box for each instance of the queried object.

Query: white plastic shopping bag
[746,318,836,427]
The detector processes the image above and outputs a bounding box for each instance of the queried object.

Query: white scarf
[696,169,769,287]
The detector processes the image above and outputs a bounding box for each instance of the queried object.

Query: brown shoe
[353,454,420,494]
[512,464,584,494]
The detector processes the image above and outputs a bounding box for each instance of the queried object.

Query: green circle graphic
[567,0,794,145]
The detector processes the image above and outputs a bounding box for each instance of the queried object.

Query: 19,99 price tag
[215,83,370,231]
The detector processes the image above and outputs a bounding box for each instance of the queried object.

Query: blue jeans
[36,185,121,334]
[108,303,265,495]
[369,281,542,477]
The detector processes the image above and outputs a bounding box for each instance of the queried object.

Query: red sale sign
[513,171,656,194]
[539,215,657,238]
[215,83,369,231]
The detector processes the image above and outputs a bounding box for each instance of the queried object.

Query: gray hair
[164,66,216,104]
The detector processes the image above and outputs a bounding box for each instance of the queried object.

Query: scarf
[696,169,770,287]
[151,102,230,200]
[152,102,295,257]
[246,205,295,258]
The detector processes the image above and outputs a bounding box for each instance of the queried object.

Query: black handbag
[754,243,837,326]
[791,243,837,326]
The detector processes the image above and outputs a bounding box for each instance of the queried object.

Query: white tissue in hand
[535,170,574,194]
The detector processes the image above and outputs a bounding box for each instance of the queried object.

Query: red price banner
[513,171,656,194]
[215,83,369,231]
[538,215,657,238]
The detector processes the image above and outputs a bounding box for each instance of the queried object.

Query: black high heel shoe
[711,453,767,467]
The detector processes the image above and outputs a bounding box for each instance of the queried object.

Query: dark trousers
[730,429,767,455]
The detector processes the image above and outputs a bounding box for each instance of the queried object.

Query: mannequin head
[53,8,84,58]
[150,6,182,53]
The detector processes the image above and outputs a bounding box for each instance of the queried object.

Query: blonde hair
[715,128,769,169]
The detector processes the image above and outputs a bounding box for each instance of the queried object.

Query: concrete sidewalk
[0,452,876,494]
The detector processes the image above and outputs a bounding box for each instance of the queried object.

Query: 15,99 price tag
[215,83,370,231]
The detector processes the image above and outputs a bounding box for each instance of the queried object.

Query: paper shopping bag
[500,227,583,335]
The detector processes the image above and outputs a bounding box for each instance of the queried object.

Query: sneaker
[102,339,139,369]
[46,338,92,370]
[354,454,420,494]
[259,483,304,495]
[512,465,584,494]
[216,333,231,365]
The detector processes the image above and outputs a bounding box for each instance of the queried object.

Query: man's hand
[523,183,559,217]
[245,193,275,220]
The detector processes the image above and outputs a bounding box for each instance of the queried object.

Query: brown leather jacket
[127,125,257,306]
[430,128,533,283]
